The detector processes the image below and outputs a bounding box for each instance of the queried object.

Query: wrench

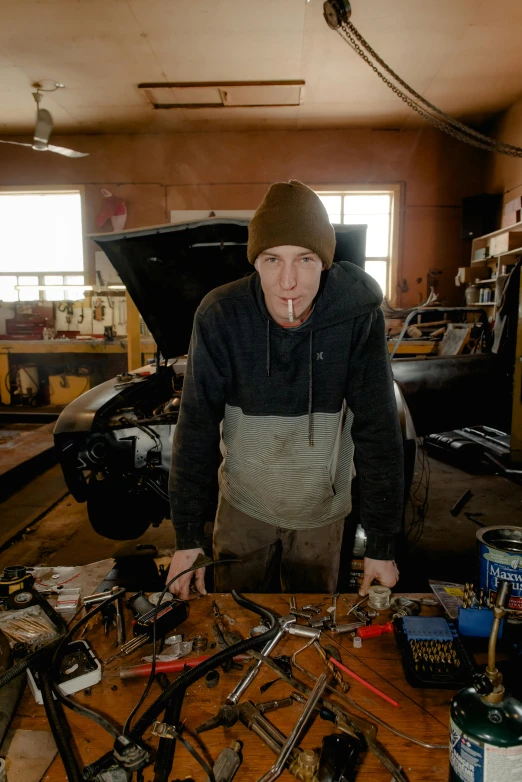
[226,615,296,705]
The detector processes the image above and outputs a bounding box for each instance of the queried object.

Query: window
[0,188,86,302]
[315,186,401,300]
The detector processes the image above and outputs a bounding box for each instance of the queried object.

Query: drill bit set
[394,616,475,689]
[461,582,486,609]
[458,582,502,638]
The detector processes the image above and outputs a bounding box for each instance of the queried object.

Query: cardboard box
[458,265,486,283]
[490,231,522,256]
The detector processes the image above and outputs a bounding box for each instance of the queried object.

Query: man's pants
[213,496,344,593]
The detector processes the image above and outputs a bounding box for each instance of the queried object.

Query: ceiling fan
[0,87,89,158]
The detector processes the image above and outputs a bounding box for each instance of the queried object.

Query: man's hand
[358,557,399,596]
[167,548,207,600]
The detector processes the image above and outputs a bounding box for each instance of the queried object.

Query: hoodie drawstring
[266,320,271,377]
[308,331,313,447]
[266,319,313,446]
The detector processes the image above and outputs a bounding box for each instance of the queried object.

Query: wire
[123,556,240,736]
[164,728,215,781]
[51,589,126,739]
[406,438,431,544]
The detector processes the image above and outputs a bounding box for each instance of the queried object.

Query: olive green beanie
[247,180,336,268]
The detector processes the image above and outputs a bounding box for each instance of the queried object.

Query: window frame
[0,185,87,302]
[312,183,403,304]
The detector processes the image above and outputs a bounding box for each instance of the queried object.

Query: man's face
[255,245,324,326]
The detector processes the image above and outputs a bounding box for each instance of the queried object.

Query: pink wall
[0,128,487,307]
[488,96,522,204]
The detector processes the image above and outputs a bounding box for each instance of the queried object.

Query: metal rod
[226,616,295,705]
[257,673,328,782]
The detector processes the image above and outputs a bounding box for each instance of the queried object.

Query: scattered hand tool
[254,697,294,715]
[119,654,251,679]
[342,595,372,624]
[247,649,408,781]
[450,489,473,517]
[357,621,394,639]
[226,615,296,706]
[257,673,328,782]
[288,596,313,621]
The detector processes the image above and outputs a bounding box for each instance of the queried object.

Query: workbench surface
[13,593,453,781]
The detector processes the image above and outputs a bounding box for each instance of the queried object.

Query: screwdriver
[356,621,394,639]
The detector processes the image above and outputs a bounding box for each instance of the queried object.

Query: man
[167,180,403,599]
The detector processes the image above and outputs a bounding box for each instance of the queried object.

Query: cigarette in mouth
[288,299,294,323]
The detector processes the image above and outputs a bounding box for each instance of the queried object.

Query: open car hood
[91,218,366,359]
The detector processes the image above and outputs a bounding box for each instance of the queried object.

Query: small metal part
[192,634,208,652]
[304,606,322,617]
[104,634,148,665]
[329,593,339,625]
[333,621,365,634]
[224,614,237,625]
[206,670,220,689]
[151,720,177,740]
[250,625,268,637]
[289,597,297,611]
[309,616,330,629]
[255,697,294,715]
[353,636,362,648]
[288,625,321,640]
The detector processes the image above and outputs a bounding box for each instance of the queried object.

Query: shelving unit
[458,220,522,321]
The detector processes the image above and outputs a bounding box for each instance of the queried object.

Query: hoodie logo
[316,352,324,361]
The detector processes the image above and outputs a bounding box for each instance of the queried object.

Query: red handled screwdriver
[357,621,394,639]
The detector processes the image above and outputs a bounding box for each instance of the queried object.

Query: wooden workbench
[13,593,452,781]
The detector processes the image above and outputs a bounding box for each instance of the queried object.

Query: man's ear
[254,258,260,271]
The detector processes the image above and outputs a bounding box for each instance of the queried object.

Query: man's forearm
[172,519,207,550]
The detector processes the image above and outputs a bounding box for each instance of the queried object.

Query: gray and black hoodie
[169,261,404,560]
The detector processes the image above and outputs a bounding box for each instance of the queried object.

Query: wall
[488,96,522,204]
[0,128,488,308]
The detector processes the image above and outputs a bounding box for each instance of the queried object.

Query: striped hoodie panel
[219,404,355,528]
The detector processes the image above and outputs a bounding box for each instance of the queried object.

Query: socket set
[394,616,476,689]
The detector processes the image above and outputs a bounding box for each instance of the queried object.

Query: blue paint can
[477,526,522,611]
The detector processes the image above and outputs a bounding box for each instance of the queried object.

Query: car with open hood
[55,217,497,540]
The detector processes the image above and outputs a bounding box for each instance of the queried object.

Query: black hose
[0,640,62,689]
[153,673,185,782]
[130,591,278,741]
[83,592,279,779]
[51,589,125,740]
[39,666,83,782]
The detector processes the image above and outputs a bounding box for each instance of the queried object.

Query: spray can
[449,581,522,781]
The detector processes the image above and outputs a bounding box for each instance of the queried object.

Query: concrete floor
[0,452,521,591]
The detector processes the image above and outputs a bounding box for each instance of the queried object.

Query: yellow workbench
[0,339,156,406]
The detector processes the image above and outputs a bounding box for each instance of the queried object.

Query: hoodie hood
[90,218,368,359]
[251,260,382,334]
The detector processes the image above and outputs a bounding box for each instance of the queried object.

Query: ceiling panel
[0,0,520,135]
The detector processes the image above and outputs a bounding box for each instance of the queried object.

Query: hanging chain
[336,21,522,158]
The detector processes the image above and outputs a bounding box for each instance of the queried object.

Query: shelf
[470,276,509,286]
[471,220,522,242]
[467,302,495,307]
[471,248,522,264]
